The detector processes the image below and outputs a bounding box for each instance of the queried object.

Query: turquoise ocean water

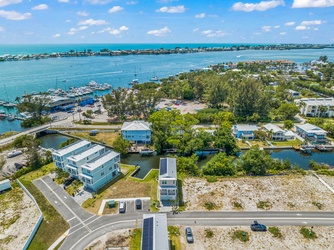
[0,44,334,134]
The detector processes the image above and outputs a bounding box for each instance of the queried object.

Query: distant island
[1,43,334,62]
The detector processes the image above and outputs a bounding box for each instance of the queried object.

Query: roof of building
[121,120,151,131]
[53,140,91,157]
[234,124,259,132]
[159,158,177,179]
[263,124,284,133]
[142,214,169,250]
[295,98,334,106]
[284,130,295,136]
[81,150,120,170]
[68,144,105,162]
[296,123,327,134]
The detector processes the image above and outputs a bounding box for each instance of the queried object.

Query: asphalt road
[33,176,334,250]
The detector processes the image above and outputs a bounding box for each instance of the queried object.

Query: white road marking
[67,217,76,222]
[297,214,302,216]
[54,200,58,204]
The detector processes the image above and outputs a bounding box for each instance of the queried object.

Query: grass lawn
[129,228,142,250]
[236,141,249,148]
[168,226,182,250]
[18,163,69,250]
[71,131,120,146]
[248,140,268,147]
[82,165,159,214]
[271,139,302,147]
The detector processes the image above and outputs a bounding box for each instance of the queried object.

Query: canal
[40,134,334,179]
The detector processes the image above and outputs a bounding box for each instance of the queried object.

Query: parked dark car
[250,220,267,231]
[135,199,142,210]
[63,177,75,187]
[185,227,194,243]
[119,201,126,213]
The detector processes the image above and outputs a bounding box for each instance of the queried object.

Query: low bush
[268,227,283,238]
[232,230,249,242]
[300,227,317,240]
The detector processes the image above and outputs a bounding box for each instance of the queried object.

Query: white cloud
[292,0,334,8]
[156,5,186,13]
[85,0,113,4]
[262,25,271,32]
[65,19,71,23]
[78,18,107,26]
[314,27,319,31]
[77,11,89,16]
[253,32,262,35]
[274,25,280,28]
[147,27,171,36]
[295,25,307,30]
[53,34,61,38]
[0,26,4,32]
[32,4,48,10]
[108,6,123,13]
[0,0,21,7]
[58,0,69,2]
[193,28,199,32]
[201,29,228,37]
[302,36,309,39]
[195,13,205,18]
[68,26,88,35]
[157,0,179,3]
[280,32,287,35]
[126,1,137,5]
[0,10,31,20]
[231,0,285,12]
[301,20,324,25]
[98,26,129,35]
[285,21,295,26]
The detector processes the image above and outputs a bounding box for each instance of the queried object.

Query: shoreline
[1,44,333,62]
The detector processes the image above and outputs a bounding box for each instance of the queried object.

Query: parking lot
[0,150,27,178]
[100,198,151,215]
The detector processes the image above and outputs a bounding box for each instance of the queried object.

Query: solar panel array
[159,158,167,175]
[142,217,154,250]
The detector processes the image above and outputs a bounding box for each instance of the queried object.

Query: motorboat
[139,148,156,156]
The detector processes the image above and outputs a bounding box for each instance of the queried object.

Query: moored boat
[139,148,156,156]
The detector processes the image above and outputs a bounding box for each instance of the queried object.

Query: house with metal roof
[121,120,152,144]
[232,124,259,140]
[158,158,177,204]
[52,140,121,191]
[52,140,91,170]
[79,150,120,191]
[263,124,295,141]
[295,123,327,142]
[141,213,169,250]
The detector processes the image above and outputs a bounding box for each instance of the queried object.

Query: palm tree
[318,105,328,117]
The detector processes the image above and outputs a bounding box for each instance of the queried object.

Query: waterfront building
[65,144,105,177]
[52,140,91,170]
[52,140,121,191]
[295,98,334,118]
[295,123,327,143]
[48,96,76,111]
[232,124,259,140]
[263,124,285,141]
[141,213,169,250]
[121,120,152,144]
[79,150,120,191]
[158,158,177,204]
[78,96,94,107]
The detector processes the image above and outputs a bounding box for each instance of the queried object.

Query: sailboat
[129,67,139,85]
[150,71,159,81]
[3,84,16,108]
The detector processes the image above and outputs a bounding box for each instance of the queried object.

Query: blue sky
[0,0,333,44]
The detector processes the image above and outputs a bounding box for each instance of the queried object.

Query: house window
[162,180,167,184]
[173,180,175,184]
[87,170,91,174]
[101,171,104,176]
[109,166,112,170]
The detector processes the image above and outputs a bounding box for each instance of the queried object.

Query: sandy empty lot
[182,174,334,211]
[156,99,207,114]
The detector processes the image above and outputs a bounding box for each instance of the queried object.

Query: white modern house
[263,124,296,141]
[52,140,121,191]
[288,89,300,98]
[295,123,327,143]
[121,120,152,144]
[295,98,334,118]
[52,140,91,170]
[66,144,106,177]
[141,213,169,250]
[79,150,120,191]
[158,158,177,204]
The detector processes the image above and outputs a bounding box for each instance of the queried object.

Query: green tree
[238,145,271,175]
[214,122,239,156]
[202,152,235,176]
[284,120,294,130]
[277,102,300,120]
[176,154,199,176]
[112,136,130,155]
